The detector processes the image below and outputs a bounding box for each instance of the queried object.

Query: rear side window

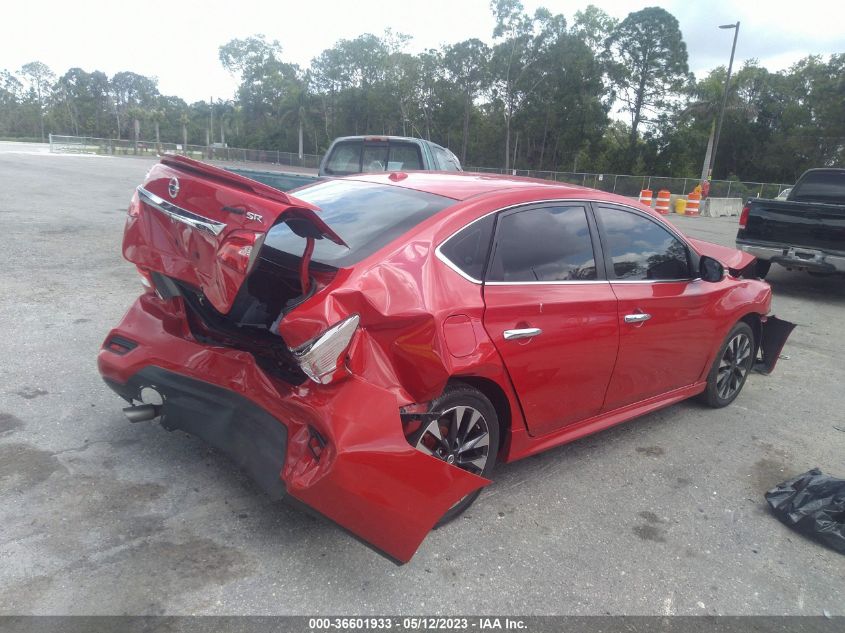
[263,180,453,268]
[389,144,423,170]
[488,206,597,282]
[439,214,495,281]
[790,170,845,203]
[432,146,461,171]
[595,206,691,280]
[324,141,362,175]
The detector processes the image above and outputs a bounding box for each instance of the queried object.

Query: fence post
[613,174,618,193]
[727,181,732,198]
[682,179,688,195]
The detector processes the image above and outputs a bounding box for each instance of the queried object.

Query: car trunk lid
[124,154,345,314]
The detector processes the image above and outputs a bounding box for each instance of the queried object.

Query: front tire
[700,322,755,408]
[411,385,499,525]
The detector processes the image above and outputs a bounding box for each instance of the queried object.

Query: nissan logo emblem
[168,177,180,198]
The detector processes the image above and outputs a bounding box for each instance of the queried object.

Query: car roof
[331,135,433,145]
[338,170,596,201]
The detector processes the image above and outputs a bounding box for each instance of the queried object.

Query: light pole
[708,21,740,181]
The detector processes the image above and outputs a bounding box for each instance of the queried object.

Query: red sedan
[98,156,793,562]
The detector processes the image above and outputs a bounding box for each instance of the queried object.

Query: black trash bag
[765,468,845,554]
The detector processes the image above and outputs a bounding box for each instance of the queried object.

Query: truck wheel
[411,385,499,526]
[754,260,771,279]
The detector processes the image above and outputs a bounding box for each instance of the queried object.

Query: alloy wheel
[413,405,490,475]
[717,332,753,400]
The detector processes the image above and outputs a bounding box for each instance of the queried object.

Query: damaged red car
[99,155,793,562]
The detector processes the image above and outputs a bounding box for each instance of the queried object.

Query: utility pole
[708,21,740,180]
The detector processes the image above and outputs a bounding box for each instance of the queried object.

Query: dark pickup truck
[736,168,845,278]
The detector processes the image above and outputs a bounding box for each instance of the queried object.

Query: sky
[2,0,843,103]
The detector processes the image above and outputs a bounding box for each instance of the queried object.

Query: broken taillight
[127,191,141,217]
[291,315,360,385]
[137,266,154,293]
[739,203,751,229]
[217,231,265,275]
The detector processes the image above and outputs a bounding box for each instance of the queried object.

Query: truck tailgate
[739,199,845,253]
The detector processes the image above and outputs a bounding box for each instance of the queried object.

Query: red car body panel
[98,294,490,563]
[100,157,786,562]
[687,237,757,272]
[482,283,619,436]
[125,158,344,314]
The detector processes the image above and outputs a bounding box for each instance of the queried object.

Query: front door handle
[624,313,652,324]
[503,327,542,340]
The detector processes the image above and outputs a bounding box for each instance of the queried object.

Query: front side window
[487,206,597,282]
[595,206,691,280]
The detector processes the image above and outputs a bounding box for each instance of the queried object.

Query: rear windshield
[323,141,424,176]
[790,170,845,204]
[263,179,454,267]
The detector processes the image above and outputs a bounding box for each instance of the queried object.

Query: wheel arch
[448,375,512,455]
[739,311,763,355]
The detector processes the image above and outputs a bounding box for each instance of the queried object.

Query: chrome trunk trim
[137,186,226,236]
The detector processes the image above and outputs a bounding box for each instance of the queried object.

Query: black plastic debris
[765,468,845,554]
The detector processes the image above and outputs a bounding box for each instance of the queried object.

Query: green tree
[489,0,565,170]
[0,70,25,137]
[571,5,617,57]
[606,7,690,170]
[110,71,159,139]
[444,39,491,163]
[19,61,55,141]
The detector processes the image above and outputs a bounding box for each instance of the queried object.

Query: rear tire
[754,260,771,279]
[411,384,499,526]
[699,322,755,408]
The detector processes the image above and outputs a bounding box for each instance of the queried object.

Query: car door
[593,204,721,410]
[481,203,619,437]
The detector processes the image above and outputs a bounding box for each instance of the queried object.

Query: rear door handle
[624,313,652,324]
[503,327,542,340]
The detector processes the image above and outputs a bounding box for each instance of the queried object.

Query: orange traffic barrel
[686,191,701,217]
[655,189,671,215]
[638,189,653,207]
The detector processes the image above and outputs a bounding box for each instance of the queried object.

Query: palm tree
[179,111,189,154]
[280,78,314,160]
[149,105,165,153]
[683,70,756,181]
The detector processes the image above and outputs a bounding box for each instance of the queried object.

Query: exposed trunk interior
[156,245,337,385]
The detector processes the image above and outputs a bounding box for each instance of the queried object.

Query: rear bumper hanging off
[98,296,490,563]
[105,366,288,499]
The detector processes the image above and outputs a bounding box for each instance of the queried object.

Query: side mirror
[699,255,725,282]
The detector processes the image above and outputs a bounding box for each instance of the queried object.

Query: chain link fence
[47,135,791,198]
[466,166,792,200]
[48,135,322,170]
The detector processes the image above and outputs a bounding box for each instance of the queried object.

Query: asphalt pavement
[0,142,843,615]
